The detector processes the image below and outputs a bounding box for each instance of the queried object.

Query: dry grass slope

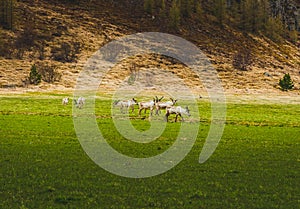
[0,0,299,96]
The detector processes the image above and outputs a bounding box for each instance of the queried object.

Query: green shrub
[37,62,61,83]
[264,16,284,43]
[279,73,294,91]
[28,64,41,85]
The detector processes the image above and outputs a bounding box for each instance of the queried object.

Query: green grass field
[0,94,299,208]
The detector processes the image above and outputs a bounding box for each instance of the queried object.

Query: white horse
[114,98,138,113]
[74,97,85,109]
[138,96,163,117]
[155,98,177,115]
[62,97,69,105]
[165,106,191,122]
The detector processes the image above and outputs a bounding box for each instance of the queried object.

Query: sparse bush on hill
[279,73,294,91]
[14,23,38,59]
[51,41,81,63]
[37,62,61,83]
[24,63,61,85]
[27,64,41,85]
[233,48,253,71]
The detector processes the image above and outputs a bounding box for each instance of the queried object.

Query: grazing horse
[74,97,85,109]
[138,99,155,116]
[155,98,177,115]
[114,98,138,113]
[165,106,191,122]
[62,97,69,105]
[138,96,163,117]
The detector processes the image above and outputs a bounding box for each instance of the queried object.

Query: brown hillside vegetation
[0,0,299,97]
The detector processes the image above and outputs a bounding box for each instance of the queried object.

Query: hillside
[0,0,299,96]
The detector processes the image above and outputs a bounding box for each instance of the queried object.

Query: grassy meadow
[0,93,299,208]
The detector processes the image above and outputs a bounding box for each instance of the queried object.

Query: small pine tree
[169,0,181,30]
[28,64,41,85]
[279,73,294,91]
[264,16,285,43]
[214,0,226,26]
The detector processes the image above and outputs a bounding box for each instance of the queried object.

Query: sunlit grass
[0,95,299,208]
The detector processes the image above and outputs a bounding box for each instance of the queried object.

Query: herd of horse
[62,96,191,122]
[62,97,85,109]
[113,96,191,122]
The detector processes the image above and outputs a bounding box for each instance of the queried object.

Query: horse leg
[150,107,153,117]
[176,113,182,122]
[165,111,170,122]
